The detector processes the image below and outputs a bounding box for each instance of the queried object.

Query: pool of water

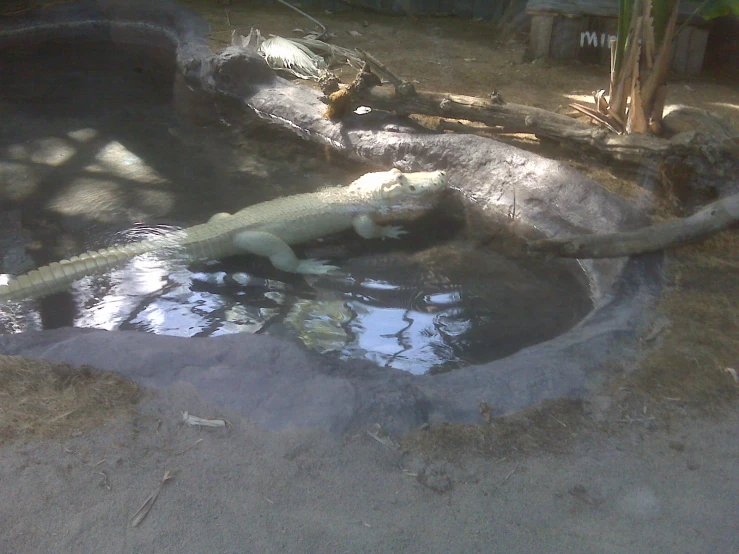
[0,39,593,374]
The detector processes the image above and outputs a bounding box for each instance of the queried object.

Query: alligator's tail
[0,235,180,302]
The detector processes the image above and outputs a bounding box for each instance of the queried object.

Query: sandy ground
[2,3,739,553]
[197,2,739,128]
[2,379,738,554]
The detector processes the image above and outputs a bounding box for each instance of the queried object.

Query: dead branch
[326,51,733,170]
[528,193,739,259]
[324,62,381,120]
[355,48,416,96]
[355,85,673,164]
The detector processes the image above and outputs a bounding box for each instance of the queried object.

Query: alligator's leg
[232,231,338,274]
[352,214,407,240]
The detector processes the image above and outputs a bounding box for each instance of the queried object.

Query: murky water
[0,39,592,374]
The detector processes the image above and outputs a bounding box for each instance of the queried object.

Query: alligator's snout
[403,170,447,196]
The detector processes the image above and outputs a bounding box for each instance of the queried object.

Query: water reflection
[31,232,592,375]
[73,260,479,374]
[0,217,594,374]
[344,303,470,374]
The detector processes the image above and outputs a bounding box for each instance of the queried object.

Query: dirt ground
[200,3,739,126]
[1,3,738,552]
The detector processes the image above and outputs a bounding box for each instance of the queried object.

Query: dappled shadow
[0,1,663,431]
[0,37,366,257]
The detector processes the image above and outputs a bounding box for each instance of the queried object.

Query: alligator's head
[348,168,447,206]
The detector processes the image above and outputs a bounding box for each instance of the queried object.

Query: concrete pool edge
[0,0,662,433]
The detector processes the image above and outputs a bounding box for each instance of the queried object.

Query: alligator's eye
[409,185,416,191]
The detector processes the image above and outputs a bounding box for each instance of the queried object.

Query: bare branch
[528,193,739,258]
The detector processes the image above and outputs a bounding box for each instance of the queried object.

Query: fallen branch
[356,48,416,96]
[341,52,735,170]
[355,85,674,164]
[528,193,739,258]
[324,62,381,120]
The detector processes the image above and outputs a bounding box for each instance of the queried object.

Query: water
[0,39,592,374]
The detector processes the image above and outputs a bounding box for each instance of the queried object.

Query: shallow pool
[0,38,592,374]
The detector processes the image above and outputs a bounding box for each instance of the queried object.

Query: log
[356,85,673,164]
[527,193,739,258]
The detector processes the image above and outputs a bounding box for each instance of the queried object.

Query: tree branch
[356,85,672,164]
[527,193,739,258]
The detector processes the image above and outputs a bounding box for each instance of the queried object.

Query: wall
[255,0,522,21]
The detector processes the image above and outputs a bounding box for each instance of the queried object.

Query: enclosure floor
[1,378,737,553]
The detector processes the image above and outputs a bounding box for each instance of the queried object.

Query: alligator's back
[230,187,366,244]
[0,168,445,302]
[0,188,361,302]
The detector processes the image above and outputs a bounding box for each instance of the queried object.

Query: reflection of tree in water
[2,200,592,375]
[2,232,592,375]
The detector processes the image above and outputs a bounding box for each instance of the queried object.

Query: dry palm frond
[569,103,622,134]
[259,36,328,80]
[290,38,364,70]
[233,30,360,80]
[231,27,265,50]
[257,36,329,80]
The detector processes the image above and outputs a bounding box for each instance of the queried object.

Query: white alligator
[0,168,447,302]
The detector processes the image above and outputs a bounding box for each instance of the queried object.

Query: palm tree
[571,0,739,135]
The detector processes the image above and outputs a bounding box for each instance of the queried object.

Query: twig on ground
[349,520,373,528]
[129,470,175,527]
[366,429,396,451]
[568,484,601,506]
[47,409,77,424]
[497,468,516,487]
[508,186,518,221]
[724,367,738,383]
[182,411,228,428]
[619,415,657,424]
[98,471,111,491]
[365,424,399,451]
[174,438,204,456]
